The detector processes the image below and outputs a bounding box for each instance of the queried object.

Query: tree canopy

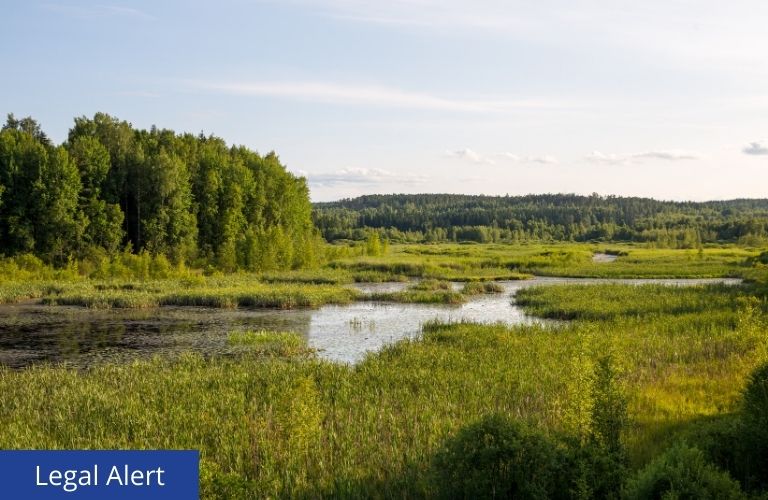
[0,113,319,270]
[314,193,768,247]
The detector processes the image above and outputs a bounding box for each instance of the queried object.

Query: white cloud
[743,142,768,155]
[279,1,768,76]
[187,80,576,113]
[499,152,521,162]
[446,149,558,165]
[586,150,700,165]
[586,151,626,164]
[445,148,495,165]
[308,167,428,186]
[526,155,558,165]
[632,151,700,161]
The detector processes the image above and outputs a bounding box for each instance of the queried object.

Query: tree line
[0,113,321,270]
[313,193,768,247]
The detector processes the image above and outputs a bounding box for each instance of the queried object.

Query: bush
[678,416,745,486]
[624,444,745,500]
[432,414,562,499]
[740,362,768,490]
[742,363,768,429]
[555,438,626,500]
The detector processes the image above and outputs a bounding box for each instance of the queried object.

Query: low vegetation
[1,241,767,498]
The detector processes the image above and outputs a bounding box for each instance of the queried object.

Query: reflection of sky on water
[0,277,742,368]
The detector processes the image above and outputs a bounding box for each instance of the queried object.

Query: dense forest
[314,194,768,247]
[0,113,321,270]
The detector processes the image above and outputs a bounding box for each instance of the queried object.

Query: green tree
[32,146,83,263]
[67,136,124,254]
[140,149,197,262]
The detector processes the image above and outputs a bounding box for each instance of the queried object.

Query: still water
[0,277,741,368]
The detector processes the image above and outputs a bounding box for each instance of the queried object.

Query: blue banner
[0,450,199,499]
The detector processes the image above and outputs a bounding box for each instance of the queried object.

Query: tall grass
[2,278,766,497]
[40,283,359,309]
[337,243,757,279]
[1,242,766,497]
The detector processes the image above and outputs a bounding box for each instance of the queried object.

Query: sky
[2,1,767,202]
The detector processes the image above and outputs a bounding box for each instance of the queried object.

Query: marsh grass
[350,243,757,279]
[159,285,358,309]
[364,279,465,304]
[408,279,452,291]
[0,282,51,303]
[1,242,767,497]
[1,278,767,497]
[259,270,354,285]
[461,281,505,295]
[227,330,311,357]
[36,279,359,309]
[514,283,745,321]
[350,271,409,283]
[366,289,466,304]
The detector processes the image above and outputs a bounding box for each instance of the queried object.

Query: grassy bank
[1,278,766,497]
[37,281,359,309]
[2,242,767,497]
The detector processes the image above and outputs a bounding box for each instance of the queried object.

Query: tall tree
[67,136,124,254]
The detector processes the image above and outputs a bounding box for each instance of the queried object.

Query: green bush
[432,414,562,499]
[624,444,745,500]
[555,439,623,500]
[678,416,745,488]
[740,362,768,490]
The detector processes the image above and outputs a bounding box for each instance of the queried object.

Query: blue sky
[2,1,767,201]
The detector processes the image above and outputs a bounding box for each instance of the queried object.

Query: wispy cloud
[586,150,701,165]
[307,167,428,187]
[526,155,558,164]
[447,149,557,165]
[445,148,496,165]
[631,151,701,161]
[743,142,768,155]
[278,1,768,78]
[42,4,155,20]
[187,80,574,113]
[499,152,521,162]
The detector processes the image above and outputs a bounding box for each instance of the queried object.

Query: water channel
[0,277,742,367]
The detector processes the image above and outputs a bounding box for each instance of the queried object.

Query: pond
[0,277,742,368]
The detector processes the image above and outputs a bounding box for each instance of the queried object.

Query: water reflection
[0,277,742,368]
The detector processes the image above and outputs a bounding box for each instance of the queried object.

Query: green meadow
[1,242,767,498]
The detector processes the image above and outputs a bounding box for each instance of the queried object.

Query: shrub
[740,362,768,490]
[678,416,745,487]
[624,444,745,500]
[432,414,562,499]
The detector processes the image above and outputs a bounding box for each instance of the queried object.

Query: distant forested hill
[0,113,320,269]
[313,194,768,246]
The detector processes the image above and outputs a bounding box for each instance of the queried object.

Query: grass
[34,279,360,310]
[514,281,768,466]
[227,330,312,357]
[2,242,767,497]
[159,285,359,309]
[2,294,765,497]
[461,281,505,295]
[258,269,354,285]
[515,283,745,321]
[345,242,759,279]
[0,282,52,304]
[365,289,466,304]
[362,279,501,304]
